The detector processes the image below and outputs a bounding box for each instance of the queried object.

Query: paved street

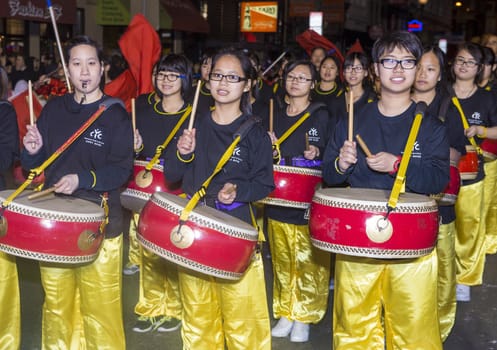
[16,233,497,350]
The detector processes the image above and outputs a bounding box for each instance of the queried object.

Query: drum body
[121,160,182,212]
[480,139,497,162]
[138,192,258,280]
[0,190,105,263]
[458,145,478,180]
[258,165,322,209]
[432,164,461,206]
[309,188,439,259]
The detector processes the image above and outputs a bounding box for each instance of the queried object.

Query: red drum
[258,165,322,209]
[309,188,439,259]
[480,139,497,162]
[121,160,182,212]
[0,190,105,263]
[458,145,478,180]
[431,163,461,206]
[138,192,259,280]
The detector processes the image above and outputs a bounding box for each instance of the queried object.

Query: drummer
[0,65,21,350]
[130,54,192,333]
[165,48,274,349]
[265,59,330,343]
[322,31,450,349]
[21,36,133,349]
[411,46,466,341]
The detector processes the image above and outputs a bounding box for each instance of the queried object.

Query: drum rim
[150,193,259,241]
[134,159,164,171]
[137,234,244,280]
[273,164,322,177]
[0,242,100,264]
[311,238,435,259]
[258,197,310,209]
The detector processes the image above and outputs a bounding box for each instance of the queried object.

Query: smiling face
[344,58,368,88]
[452,49,480,82]
[209,54,251,107]
[156,71,183,98]
[67,44,103,96]
[374,46,417,95]
[319,57,338,83]
[414,51,441,94]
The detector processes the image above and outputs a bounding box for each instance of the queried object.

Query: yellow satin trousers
[127,213,141,266]
[437,221,457,342]
[0,252,20,350]
[40,235,125,350]
[455,180,486,285]
[178,252,270,350]
[267,219,330,323]
[134,246,182,319]
[333,251,442,350]
[483,160,497,254]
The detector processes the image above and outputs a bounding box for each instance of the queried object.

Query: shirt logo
[90,128,103,140]
[472,112,481,120]
[230,146,243,164]
[84,128,105,147]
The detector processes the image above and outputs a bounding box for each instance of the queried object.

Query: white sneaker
[271,317,294,337]
[290,321,310,342]
[456,284,471,302]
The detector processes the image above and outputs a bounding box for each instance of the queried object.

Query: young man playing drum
[322,31,450,349]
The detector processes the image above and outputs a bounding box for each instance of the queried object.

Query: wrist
[176,150,195,163]
[477,126,487,138]
[389,155,402,175]
[335,156,346,175]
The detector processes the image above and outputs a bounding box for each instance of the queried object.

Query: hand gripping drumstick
[355,134,372,157]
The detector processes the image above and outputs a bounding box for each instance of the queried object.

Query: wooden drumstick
[305,133,310,151]
[28,80,35,126]
[47,0,71,92]
[28,186,56,200]
[269,98,274,133]
[188,82,202,131]
[355,134,372,157]
[131,98,136,132]
[348,89,354,142]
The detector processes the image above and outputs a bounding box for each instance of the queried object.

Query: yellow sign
[240,2,278,33]
[96,0,130,25]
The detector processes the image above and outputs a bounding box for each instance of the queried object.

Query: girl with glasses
[449,42,497,302]
[165,48,274,349]
[129,54,193,334]
[265,59,330,343]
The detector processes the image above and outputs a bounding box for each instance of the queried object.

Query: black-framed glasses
[156,72,185,82]
[344,65,365,73]
[286,74,313,83]
[379,58,417,70]
[454,57,479,68]
[209,72,247,83]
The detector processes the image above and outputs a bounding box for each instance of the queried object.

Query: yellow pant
[455,180,486,285]
[179,252,270,350]
[437,221,457,342]
[483,160,497,254]
[267,218,330,323]
[40,235,125,350]
[134,246,182,319]
[127,213,141,266]
[0,252,20,350]
[333,251,442,350]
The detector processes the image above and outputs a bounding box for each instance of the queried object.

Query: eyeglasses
[379,58,417,70]
[286,74,313,83]
[156,72,185,82]
[454,57,479,68]
[209,72,247,83]
[344,65,364,73]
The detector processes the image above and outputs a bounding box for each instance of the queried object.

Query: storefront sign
[1,0,76,24]
[96,0,130,26]
[240,2,278,33]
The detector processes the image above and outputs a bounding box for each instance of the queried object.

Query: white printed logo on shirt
[84,128,105,147]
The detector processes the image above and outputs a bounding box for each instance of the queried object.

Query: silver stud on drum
[78,230,96,251]
[135,169,153,188]
[0,216,7,238]
[365,214,393,243]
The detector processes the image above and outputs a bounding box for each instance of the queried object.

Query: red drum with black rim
[309,188,439,259]
[458,145,478,180]
[258,165,322,209]
[121,160,182,212]
[138,191,258,280]
[0,190,105,263]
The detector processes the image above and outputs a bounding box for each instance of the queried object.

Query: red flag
[104,14,161,111]
[346,39,364,56]
[8,89,43,145]
[296,29,344,64]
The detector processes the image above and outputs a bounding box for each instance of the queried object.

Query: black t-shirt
[0,101,19,190]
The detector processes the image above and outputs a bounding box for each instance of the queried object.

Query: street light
[419,0,429,4]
